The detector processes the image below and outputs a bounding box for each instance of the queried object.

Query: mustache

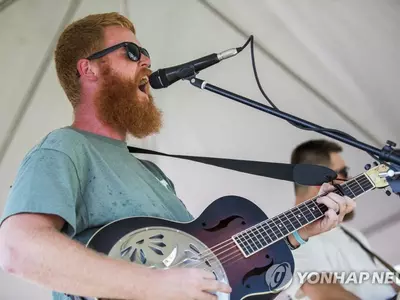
[135,68,152,83]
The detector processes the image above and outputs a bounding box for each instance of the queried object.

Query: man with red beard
[0,12,355,300]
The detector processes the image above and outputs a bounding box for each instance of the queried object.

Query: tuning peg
[386,140,397,148]
[364,164,371,170]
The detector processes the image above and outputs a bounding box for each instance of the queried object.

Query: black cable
[239,35,382,164]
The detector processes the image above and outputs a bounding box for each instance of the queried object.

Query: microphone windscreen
[149,70,166,89]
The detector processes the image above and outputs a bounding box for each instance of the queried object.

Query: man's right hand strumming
[0,213,231,300]
[149,268,232,300]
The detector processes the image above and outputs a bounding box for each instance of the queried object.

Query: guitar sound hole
[190,244,200,254]
[149,234,164,239]
[212,271,218,280]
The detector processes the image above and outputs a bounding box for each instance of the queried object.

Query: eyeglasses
[76,42,150,77]
[336,166,349,179]
[86,41,150,62]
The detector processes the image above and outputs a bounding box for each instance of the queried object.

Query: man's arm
[301,279,360,300]
[0,213,156,299]
[0,147,232,300]
[0,213,232,300]
[0,148,148,298]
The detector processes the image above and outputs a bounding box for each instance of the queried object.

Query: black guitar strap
[127,146,335,185]
[128,145,298,180]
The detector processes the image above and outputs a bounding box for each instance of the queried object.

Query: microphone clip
[179,65,198,82]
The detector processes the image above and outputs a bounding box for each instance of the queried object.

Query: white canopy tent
[0,0,399,298]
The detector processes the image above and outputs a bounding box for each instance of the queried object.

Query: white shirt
[284,225,397,300]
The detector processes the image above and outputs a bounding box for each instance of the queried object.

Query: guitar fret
[359,179,371,189]
[268,218,284,238]
[235,235,251,256]
[340,174,373,199]
[247,228,263,249]
[263,222,279,240]
[298,203,315,223]
[281,213,296,232]
[245,230,259,250]
[239,235,253,255]
[342,183,356,198]
[348,180,362,195]
[308,200,325,216]
[292,207,309,225]
[259,223,273,243]
[360,175,373,185]
[304,200,319,219]
[265,221,280,239]
[233,169,379,257]
[287,209,302,228]
[254,226,268,246]
[273,216,290,235]
[237,233,254,255]
[243,231,258,252]
[356,175,373,191]
[353,179,365,193]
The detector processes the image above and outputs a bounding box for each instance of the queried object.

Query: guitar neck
[233,172,375,257]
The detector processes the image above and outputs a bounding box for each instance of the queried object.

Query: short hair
[291,139,342,194]
[54,12,136,108]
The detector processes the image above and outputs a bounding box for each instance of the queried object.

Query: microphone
[149,47,240,89]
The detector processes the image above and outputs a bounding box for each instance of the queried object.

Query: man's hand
[147,268,232,300]
[298,183,356,240]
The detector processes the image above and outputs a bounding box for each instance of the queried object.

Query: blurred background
[0,0,399,299]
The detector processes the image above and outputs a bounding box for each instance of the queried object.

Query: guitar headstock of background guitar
[363,161,400,196]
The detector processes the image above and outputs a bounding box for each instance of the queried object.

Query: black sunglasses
[87,41,150,62]
[336,166,349,179]
[77,42,150,77]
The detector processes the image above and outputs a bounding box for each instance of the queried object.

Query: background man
[285,139,398,300]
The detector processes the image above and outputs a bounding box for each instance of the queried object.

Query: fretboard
[233,173,375,257]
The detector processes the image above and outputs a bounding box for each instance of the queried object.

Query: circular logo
[265,262,292,290]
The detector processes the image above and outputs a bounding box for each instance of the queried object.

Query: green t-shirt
[0,126,193,299]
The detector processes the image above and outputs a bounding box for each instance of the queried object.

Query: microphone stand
[185,76,400,196]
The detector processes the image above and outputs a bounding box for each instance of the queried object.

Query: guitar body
[87,195,295,300]
[85,163,391,299]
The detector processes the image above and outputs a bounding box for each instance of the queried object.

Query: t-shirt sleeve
[284,240,335,299]
[0,148,81,237]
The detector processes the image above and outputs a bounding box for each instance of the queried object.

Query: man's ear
[77,59,98,81]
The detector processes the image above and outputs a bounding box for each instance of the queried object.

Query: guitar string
[180,205,325,270]
[170,178,370,270]
[212,175,367,260]
[178,205,342,270]
[123,176,368,270]
[170,198,327,269]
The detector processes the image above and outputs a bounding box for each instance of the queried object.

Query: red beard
[95,64,162,138]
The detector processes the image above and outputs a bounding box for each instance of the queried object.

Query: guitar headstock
[364,163,390,189]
